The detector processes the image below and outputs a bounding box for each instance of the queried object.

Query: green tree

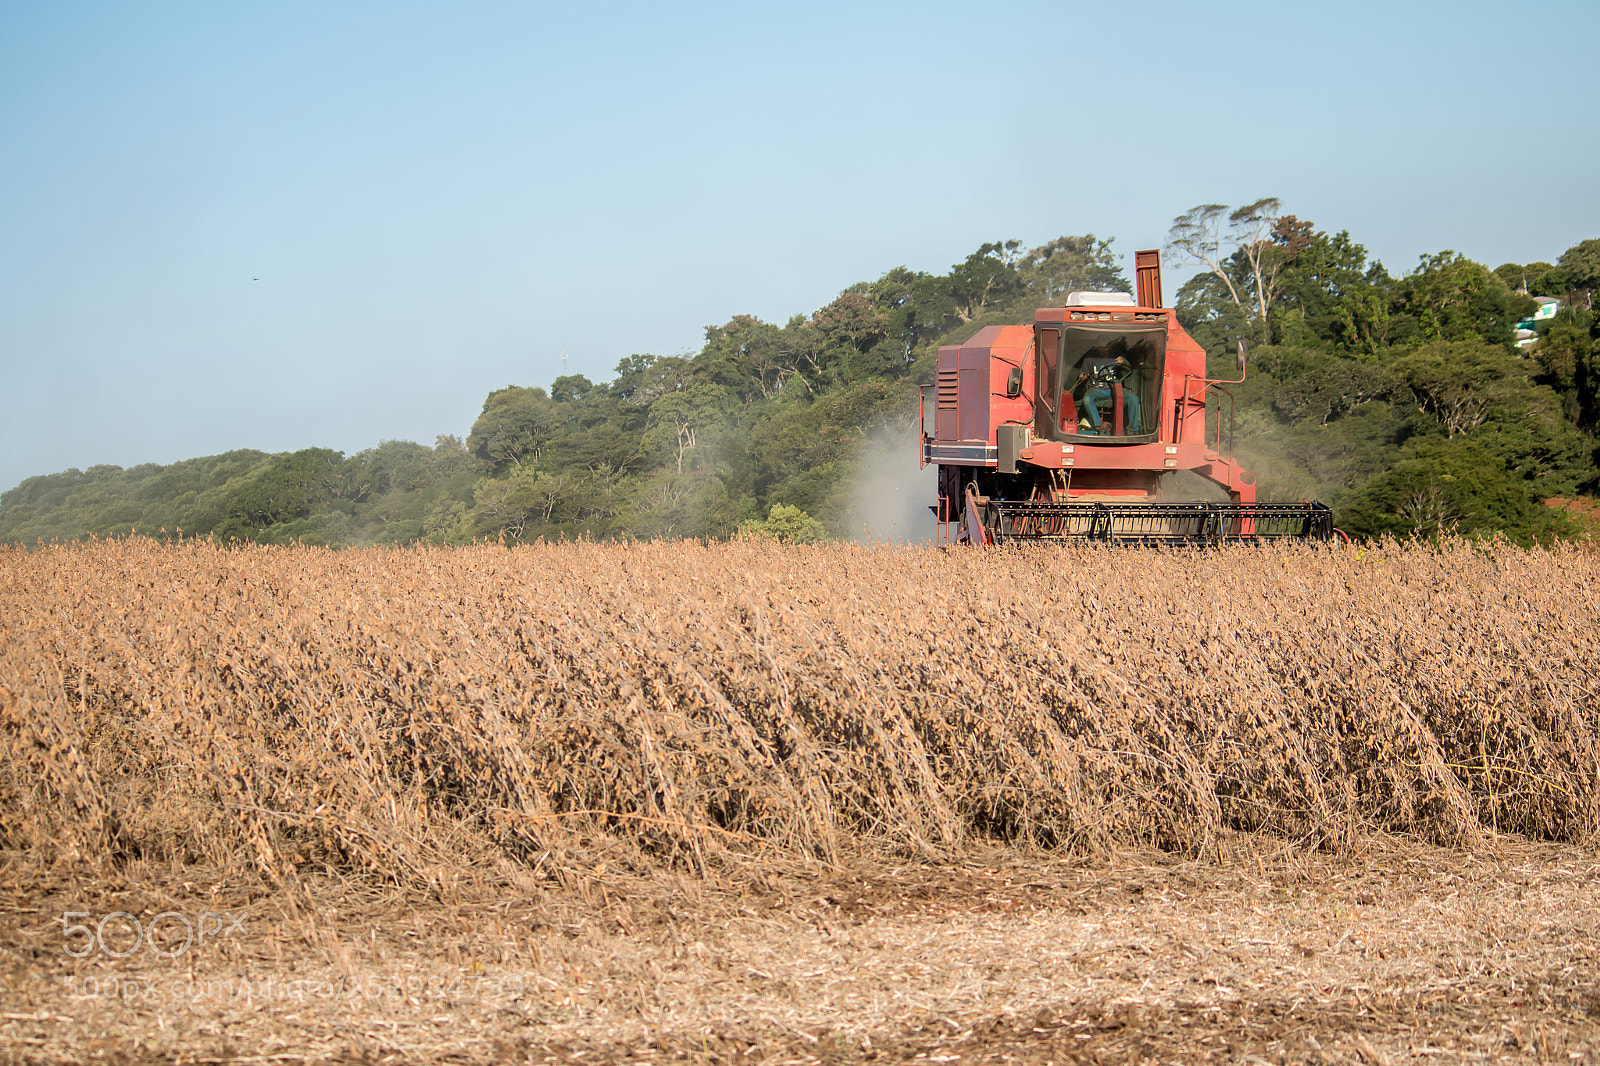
[1330,280,1396,356]
[811,293,889,356]
[1258,347,1401,426]
[860,266,960,360]
[1557,238,1600,296]
[1166,198,1288,359]
[1392,341,1515,437]
[219,448,349,532]
[1337,423,1582,545]
[550,374,594,404]
[1494,262,1569,298]
[466,386,565,473]
[736,503,827,543]
[698,316,793,400]
[1533,306,1599,430]
[609,353,691,407]
[1174,270,1251,366]
[1272,224,1394,353]
[624,469,739,540]
[642,384,734,474]
[945,241,1023,323]
[353,439,433,496]
[807,293,901,385]
[1018,234,1129,303]
[1400,252,1528,345]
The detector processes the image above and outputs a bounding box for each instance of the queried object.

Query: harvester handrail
[1178,372,1242,451]
[1207,383,1236,461]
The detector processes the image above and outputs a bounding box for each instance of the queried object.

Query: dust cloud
[1159,469,1232,502]
[844,420,936,544]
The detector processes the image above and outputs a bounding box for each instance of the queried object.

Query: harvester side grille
[985,501,1334,545]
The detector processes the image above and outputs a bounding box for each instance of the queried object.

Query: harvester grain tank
[919,250,1333,544]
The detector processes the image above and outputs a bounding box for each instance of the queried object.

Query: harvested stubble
[2,536,1597,887]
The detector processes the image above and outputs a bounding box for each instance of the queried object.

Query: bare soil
[5,833,1599,1065]
[1547,497,1600,539]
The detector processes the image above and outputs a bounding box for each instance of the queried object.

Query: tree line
[1168,201,1598,541]
[2,215,1596,546]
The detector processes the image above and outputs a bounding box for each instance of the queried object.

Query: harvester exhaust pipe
[1135,249,1163,308]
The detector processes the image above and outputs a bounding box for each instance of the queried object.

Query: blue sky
[3,0,1597,494]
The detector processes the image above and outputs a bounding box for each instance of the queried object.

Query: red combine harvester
[920,250,1333,545]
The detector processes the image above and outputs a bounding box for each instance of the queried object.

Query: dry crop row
[2,536,1597,887]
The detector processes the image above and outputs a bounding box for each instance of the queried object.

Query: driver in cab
[1074,355,1139,435]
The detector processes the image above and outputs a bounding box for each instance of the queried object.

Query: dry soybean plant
[1,535,1597,890]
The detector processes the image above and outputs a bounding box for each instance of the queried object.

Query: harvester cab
[919,249,1333,545]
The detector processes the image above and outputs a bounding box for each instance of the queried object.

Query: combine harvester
[920,250,1336,546]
